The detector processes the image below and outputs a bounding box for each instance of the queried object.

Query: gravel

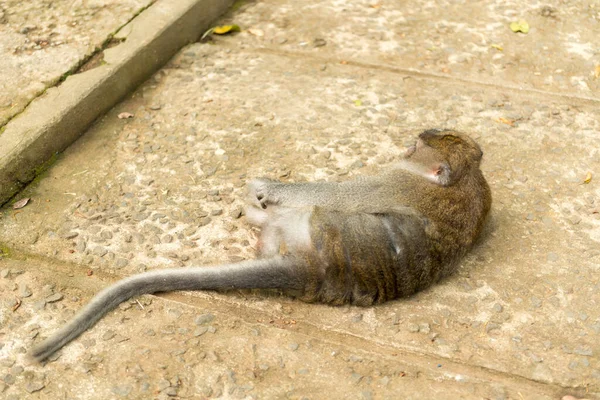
[194,313,215,325]
[112,384,133,397]
[45,293,64,303]
[24,381,45,393]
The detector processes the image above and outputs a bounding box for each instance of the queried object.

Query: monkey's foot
[248,178,280,209]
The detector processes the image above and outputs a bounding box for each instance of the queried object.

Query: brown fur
[253,129,492,306]
[30,129,491,361]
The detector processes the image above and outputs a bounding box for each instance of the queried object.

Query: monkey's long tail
[30,256,301,362]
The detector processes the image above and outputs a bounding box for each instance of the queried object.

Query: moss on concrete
[0,243,11,258]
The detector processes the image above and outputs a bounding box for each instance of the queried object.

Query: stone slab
[0,0,233,206]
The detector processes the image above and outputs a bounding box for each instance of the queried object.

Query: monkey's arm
[249,178,385,211]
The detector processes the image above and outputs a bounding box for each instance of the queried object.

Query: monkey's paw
[248,178,280,209]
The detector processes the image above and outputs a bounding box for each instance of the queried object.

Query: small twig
[74,211,89,219]
[12,296,22,312]
[72,169,89,177]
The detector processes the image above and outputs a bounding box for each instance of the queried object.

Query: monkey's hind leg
[247,178,281,210]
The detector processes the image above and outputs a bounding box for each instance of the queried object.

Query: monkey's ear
[430,163,452,186]
[431,163,450,175]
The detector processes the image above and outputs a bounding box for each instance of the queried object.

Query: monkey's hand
[248,178,281,209]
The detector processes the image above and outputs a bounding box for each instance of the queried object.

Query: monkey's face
[404,130,484,185]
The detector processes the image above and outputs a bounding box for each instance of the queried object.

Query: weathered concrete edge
[0,0,234,207]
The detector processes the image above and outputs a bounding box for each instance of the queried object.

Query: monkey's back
[299,207,444,306]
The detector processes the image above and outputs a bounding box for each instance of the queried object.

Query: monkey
[30,129,492,362]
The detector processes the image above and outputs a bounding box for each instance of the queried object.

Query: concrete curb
[0,0,233,207]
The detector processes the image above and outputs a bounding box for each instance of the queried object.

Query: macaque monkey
[30,129,492,361]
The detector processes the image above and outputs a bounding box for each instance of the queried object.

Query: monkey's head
[404,129,484,186]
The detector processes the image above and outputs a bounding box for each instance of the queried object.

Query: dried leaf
[583,172,592,184]
[247,28,264,37]
[353,99,363,106]
[118,112,134,119]
[510,20,529,34]
[213,25,241,35]
[491,43,504,51]
[495,117,514,126]
[13,197,30,209]
[594,65,600,79]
